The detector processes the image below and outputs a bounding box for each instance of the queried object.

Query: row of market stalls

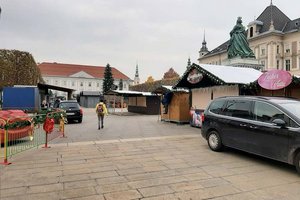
[106,62,297,128]
[173,63,262,127]
[105,90,160,115]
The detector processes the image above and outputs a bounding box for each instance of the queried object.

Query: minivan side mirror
[272,119,286,127]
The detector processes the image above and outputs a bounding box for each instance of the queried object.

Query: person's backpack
[97,104,104,114]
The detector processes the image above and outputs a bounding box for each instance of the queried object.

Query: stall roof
[174,63,262,89]
[37,83,75,92]
[80,91,102,96]
[105,90,156,96]
[153,85,189,94]
[200,64,262,84]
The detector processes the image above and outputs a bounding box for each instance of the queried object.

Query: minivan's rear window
[223,100,252,119]
[209,100,225,114]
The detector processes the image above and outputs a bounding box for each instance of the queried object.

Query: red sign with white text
[258,70,292,90]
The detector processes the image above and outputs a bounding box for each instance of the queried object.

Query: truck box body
[3,87,41,112]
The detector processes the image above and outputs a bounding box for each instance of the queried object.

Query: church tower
[199,32,209,58]
[187,57,191,68]
[134,64,140,85]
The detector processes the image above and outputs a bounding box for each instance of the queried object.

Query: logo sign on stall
[187,69,203,84]
[258,70,292,90]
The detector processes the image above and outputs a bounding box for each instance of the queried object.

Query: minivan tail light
[201,113,205,122]
[80,108,83,114]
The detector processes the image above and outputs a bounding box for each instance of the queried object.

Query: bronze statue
[227,17,255,59]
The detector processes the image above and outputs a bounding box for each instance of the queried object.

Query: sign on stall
[258,70,292,90]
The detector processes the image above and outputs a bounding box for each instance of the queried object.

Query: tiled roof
[256,5,290,33]
[38,62,131,80]
[201,40,229,57]
[283,18,300,32]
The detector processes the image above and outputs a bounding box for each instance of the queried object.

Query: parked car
[58,100,82,123]
[201,96,300,174]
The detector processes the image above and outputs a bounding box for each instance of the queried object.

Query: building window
[276,60,280,69]
[285,44,290,54]
[276,45,280,54]
[250,27,253,37]
[63,81,66,86]
[97,83,99,87]
[261,48,266,56]
[55,80,58,85]
[88,82,92,87]
[80,82,83,87]
[285,59,291,71]
[72,81,75,86]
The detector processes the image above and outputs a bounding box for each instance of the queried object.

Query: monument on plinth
[223,17,263,70]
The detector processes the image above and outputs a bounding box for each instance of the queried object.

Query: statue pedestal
[223,57,263,71]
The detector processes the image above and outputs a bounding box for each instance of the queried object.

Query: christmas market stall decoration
[0,110,32,144]
[0,108,66,164]
[173,63,262,127]
[105,90,160,115]
[252,69,300,98]
[153,85,190,124]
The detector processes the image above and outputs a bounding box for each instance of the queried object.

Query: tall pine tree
[102,63,114,93]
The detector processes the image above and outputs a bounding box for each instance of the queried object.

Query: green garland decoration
[0,120,31,130]
[0,109,66,130]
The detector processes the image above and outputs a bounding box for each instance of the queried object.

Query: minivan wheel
[207,130,223,152]
[295,152,300,174]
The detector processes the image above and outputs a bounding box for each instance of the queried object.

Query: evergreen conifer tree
[102,63,114,93]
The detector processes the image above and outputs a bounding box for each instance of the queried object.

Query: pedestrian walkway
[50,108,200,144]
[1,134,300,199]
[1,110,300,199]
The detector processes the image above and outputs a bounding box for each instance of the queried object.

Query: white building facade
[39,62,133,98]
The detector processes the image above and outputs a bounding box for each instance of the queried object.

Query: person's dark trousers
[97,114,104,129]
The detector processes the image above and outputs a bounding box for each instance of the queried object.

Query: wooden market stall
[174,63,262,127]
[153,85,190,124]
[252,70,300,99]
[105,90,160,115]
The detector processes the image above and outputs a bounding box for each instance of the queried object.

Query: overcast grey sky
[1,0,299,82]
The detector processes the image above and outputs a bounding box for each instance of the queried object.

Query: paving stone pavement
[1,111,300,199]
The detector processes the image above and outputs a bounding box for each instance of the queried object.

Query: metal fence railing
[0,110,66,165]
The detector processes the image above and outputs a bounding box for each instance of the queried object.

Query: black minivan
[201,96,300,174]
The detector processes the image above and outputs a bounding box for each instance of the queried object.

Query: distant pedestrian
[41,100,47,108]
[95,99,108,130]
[54,99,60,108]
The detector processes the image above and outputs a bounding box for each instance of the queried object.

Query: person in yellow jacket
[95,99,108,130]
